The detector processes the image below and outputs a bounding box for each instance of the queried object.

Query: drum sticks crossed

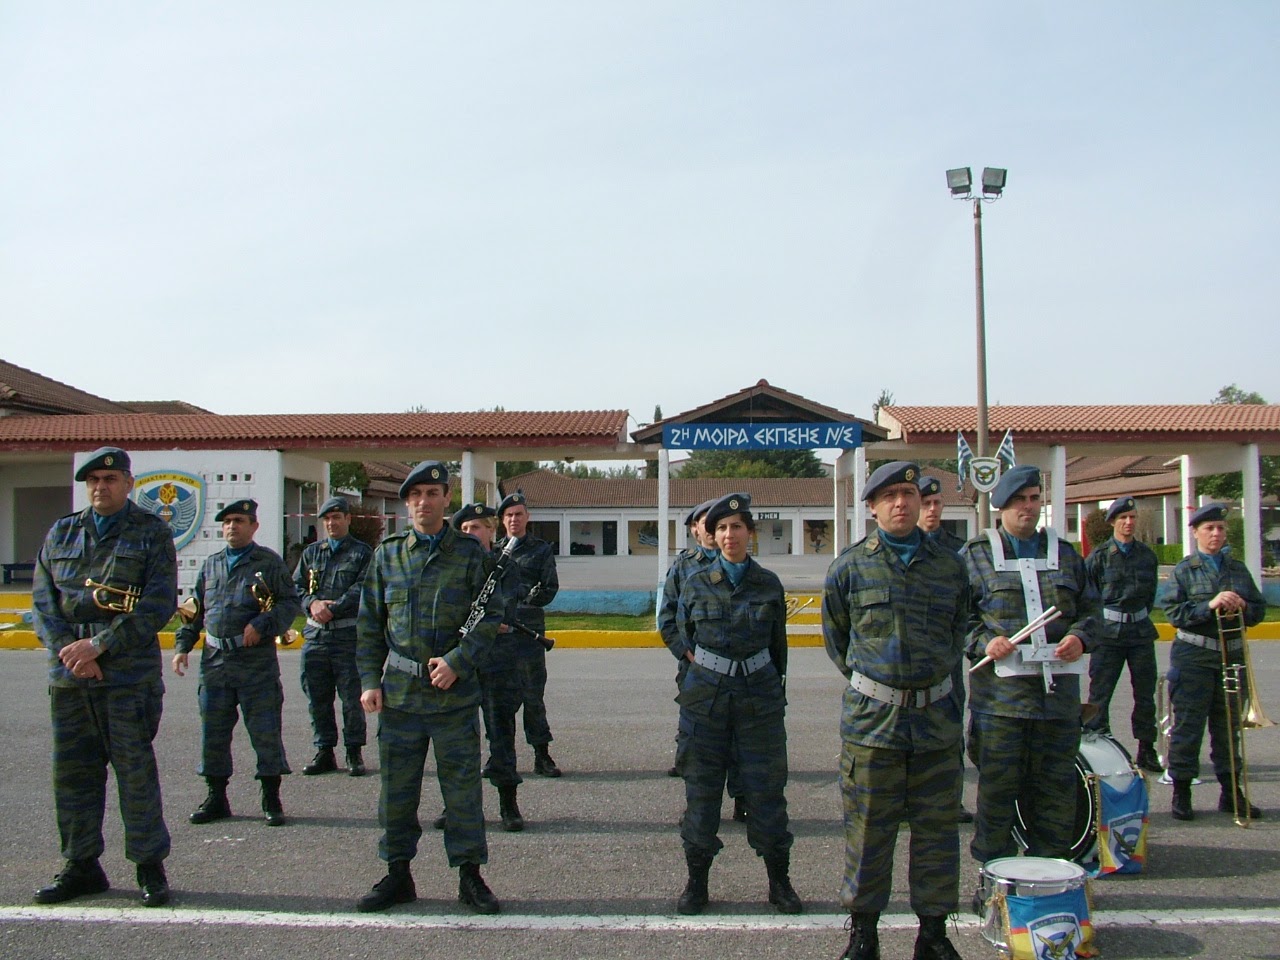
[969,606,1063,673]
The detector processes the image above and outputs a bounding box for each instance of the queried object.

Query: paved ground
[2,645,1279,960]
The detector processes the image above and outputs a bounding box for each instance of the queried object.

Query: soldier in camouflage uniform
[916,473,974,826]
[667,492,801,916]
[496,491,563,777]
[1163,502,1266,821]
[825,462,968,960]
[1083,496,1164,773]
[295,496,374,778]
[172,498,302,828]
[960,466,1099,876]
[355,463,502,914]
[32,447,177,908]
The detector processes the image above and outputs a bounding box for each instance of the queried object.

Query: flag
[956,432,973,491]
[995,429,1016,466]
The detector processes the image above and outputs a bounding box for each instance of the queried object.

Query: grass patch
[546,612,655,631]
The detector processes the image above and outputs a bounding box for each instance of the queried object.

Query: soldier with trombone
[1163,502,1267,822]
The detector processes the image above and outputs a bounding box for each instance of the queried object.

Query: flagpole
[973,196,990,532]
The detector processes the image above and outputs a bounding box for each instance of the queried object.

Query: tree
[1198,384,1280,499]
[678,448,825,479]
[872,389,894,421]
[498,460,541,483]
[329,462,369,492]
[1211,384,1266,406]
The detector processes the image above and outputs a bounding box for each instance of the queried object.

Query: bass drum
[1012,732,1136,863]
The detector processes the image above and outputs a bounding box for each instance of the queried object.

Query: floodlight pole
[972,196,990,531]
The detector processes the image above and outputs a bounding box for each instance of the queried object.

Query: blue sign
[664,422,862,450]
[133,470,206,550]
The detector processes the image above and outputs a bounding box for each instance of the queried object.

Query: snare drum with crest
[978,856,1097,959]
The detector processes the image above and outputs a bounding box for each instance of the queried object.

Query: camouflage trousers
[197,678,291,778]
[1084,642,1159,743]
[671,659,743,794]
[517,653,553,746]
[1167,647,1241,783]
[480,667,523,787]
[841,741,960,915]
[679,683,792,860]
[301,640,367,750]
[968,712,1079,862]
[50,681,170,865]
[377,703,487,867]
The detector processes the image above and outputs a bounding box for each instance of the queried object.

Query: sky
[2,2,1278,437]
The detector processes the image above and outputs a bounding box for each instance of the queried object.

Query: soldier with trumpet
[1163,502,1266,822]
[173,498,302,827]
[31,447,177,908]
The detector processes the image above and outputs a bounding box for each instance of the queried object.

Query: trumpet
[85,578,140,614]
[785,596,815,620]
[1217,608,1274,827]
[177,596,200,624]
[250,572,295,647]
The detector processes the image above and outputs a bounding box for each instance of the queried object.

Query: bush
[1082,509,1112,555]
[349,507,386,548]
[1154,543,1183,564]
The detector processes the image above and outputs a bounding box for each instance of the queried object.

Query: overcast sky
[2,2,1277,433]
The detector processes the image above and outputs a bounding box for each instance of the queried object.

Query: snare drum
[1013,732,1136,863]
[979,857,1091,956]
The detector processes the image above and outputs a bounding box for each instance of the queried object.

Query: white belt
[1175,630,1243,654]
[204,634,242,652]
[693,647,772,678]
[386,650,425,678]
[307,617,358,630]
[849,669,953,708]
[1104,607,1150,623]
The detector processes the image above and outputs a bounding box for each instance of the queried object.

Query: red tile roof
[0,410,629,452]
[0,358,127,415]
[1066,471,1182,502]
[881,404,1280,444]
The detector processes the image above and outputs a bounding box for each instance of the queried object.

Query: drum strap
[986,527,1058,653]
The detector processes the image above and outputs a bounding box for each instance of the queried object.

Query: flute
[969,606,1062,673]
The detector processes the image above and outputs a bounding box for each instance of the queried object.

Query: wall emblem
[133,471,206,550]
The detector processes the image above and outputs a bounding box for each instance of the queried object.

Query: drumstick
[969,606,1063,673]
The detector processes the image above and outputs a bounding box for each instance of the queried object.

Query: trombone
[85,578,140,614]
[1217,608,1275,827]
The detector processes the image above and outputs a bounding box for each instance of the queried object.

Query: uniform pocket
[854,586,893,634]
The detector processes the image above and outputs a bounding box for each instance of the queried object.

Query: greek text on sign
[664,422,862,450]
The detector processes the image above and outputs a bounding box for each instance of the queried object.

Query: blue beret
[215,498,258,522]
[318,496,351,517]
[704,492,752,532]
[1189,502,1228,527]
[452,503,497,528]
[990,465,1041,509]
[497,491,527,520]
[1106,497,1137,523]
[684,498,717,527]
[916,474,943,498]
[864,461,922,502]
[75,446,131,481]
[399,461,449,498]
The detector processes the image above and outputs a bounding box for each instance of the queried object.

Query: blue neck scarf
[1198,547,1225,573]
[718,555,749,587]
[1115,539,1133,554]
[327,536,345,553]
[414,528,445,552]
[698,545,718,560]
[1008,531,1040,560]
[226,545,253,569]
[878,526,922,565]
[92,509,123,537]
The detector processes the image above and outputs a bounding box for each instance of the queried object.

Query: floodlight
[946,167,972,196]
[981,167,1007,196]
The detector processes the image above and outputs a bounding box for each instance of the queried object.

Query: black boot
[137,861,170,907]
[33,858,109,904]
[1171,779,1194,821]
[1135,741,1164,775]
[1218,775,1263,819]
[346,747,366,778]
[732,796,748,823]
[498,784,525,832]
[357,860,416,912]
[458,863,500,914]
[433,811,447,830]
[677,851,712,915]
[189,776,231,824]
[260,776,286,826]
[912,915,961,960]
[957,805,974,824]
[303,748,337,776]
[533,744,562,778]
[765,856,802,914]
[841,911,881,960]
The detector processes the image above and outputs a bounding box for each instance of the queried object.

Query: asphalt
[2,646,1279,960]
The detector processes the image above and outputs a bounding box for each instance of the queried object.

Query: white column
[1162,495,1176,547]
[1242,443,1263,583]
[656,448,671,594]
[789,509,803,556]
[1180,456,1195,557]
[558,516,571,557]
[852,446,867,541]
[1049,444,1067,535]
[461,450,475,506]
[833,451,851,553]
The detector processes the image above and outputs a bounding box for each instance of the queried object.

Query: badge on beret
[104,456,114,466]
[905,468,915,481]
[241,502,250,511]
[728,497,740,510]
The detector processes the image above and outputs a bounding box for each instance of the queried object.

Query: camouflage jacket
[961,529,1100,720]
[33,501,177,688]
[1162,550,1264,667]
[1085,537,1159,644]
[659,546,716,659]
[356,525,501,713]
[478,540,527,674]
[174,544,302,685]
[924,526,968,554]
[823,533,968,751]
[294,536,374,642]
[494,533,559,652]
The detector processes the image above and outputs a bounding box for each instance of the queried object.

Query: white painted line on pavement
[3,906,1280,931]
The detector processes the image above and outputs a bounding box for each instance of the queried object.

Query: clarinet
[510,618,556,652]
[458,536,519,638]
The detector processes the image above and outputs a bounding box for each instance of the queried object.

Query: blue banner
[663,422,862,450]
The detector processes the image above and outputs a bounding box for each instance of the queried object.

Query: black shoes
[677,853,712,915]
[841,912,881,960]
[731,797,748,823]
[1219,786,1263,820]
[912,915,962,960]
[261,776,286,827]
[498,785,525,832]
[346,747,366,777]
[137,862,170,907]
[303,748,337,776]
[458,863,500,914]
[34,859,109,904]
[1135,741,1164,775]
[432,811,447,830]
[533,745,562,778]
[765,857,802,914]
[189,777,231,824]
[957,805,974,824]
[358,860,416,912]
[1171,780,1194,821]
